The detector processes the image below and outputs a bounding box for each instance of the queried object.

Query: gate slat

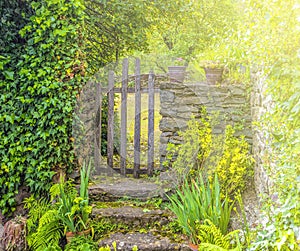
[120,59,129,175]
[94,81,101,171]
[147,71,155,176]
[134,58,141,178]
[107,71,115,171]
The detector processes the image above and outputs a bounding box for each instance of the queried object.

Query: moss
[91,212,186,244]
[94,197,165,210]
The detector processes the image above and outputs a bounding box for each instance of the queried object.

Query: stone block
[159,118,176,132]
[160,109,177,117]
[160,90,175,103]
[160,137,169,144]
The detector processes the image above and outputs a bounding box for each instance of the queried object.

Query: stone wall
[250,74,273,195]
[159,81,252,166]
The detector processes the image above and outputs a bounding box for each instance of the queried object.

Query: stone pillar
[251,73,273,195]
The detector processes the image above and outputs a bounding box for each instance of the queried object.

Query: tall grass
[167,174,234,243]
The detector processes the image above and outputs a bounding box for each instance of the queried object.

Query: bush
[164,111,254,200]
[209,125,254,200]
[163,112,213,183]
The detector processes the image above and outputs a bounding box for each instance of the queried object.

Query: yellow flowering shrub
[209,125,254,200]
[164,110,254,199]
[163,110,214,183]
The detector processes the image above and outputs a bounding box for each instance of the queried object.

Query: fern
[24,196,52,234]
[196,219,240,250]
[29,210,63,250]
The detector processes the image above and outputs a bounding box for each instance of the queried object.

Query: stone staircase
[89,174,191,251]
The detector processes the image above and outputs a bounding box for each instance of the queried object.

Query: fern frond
[38,210,59,228]
[26,197,52,234]
[196,219,230,248]
[29,209,63,250]
[196,219,242,251]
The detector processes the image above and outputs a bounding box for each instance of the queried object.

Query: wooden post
[120,58,128,175]
[147,71,155,176]
[134,58,141,178]
[107,71,115,171]
[94,81,101,171]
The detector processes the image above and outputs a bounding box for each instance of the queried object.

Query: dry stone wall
[159,81,252,166]
[75,72,272,198]
[251,74,273,195]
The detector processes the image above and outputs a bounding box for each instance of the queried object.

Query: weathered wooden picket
[94,58,159,178]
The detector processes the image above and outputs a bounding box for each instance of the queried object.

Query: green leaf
[3,71,14,80]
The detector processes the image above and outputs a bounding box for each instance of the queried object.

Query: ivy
[0,0,86,215]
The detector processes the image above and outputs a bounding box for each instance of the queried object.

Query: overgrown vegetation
[25,162,92,250]
[0,0,86,215]
[167,174,234,244]
[164,111,253,248]
[1,0,300,250]
[164,111,253,200]
[242,1,300,250]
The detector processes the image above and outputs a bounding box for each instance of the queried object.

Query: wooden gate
[94,58,160,178]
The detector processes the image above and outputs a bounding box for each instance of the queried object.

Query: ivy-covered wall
[0,0,86,215]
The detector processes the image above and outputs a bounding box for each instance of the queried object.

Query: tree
[84,0,151,72]
[146,0,240,61]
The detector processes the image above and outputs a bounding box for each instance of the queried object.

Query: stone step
[90,174,188,250]
[92,206,172,229]
[89,173,175,203]
[98,232,191,251]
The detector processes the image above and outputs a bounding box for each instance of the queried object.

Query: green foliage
[54,162,92,233]
[99,242,117,251]
[209,125,254,200]
[26,163,92,250]
[44,246,62,251]
[42,236,99,251]
[241,1,300,250]
[146,0,240,62]
[29,209,63,250]
[167,174,234,244]
[164,111,253,200]
[24,195,52,235]
[163,112,214,183]
[250,194,300,251]
[84,0,151,72]
[91,218,129,240]
[0,0,86,215]
[65,235,98,251]
[196,219,241,251]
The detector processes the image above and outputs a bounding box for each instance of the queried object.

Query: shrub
[164,110,254,200]
[209,125,254,200]
[25,162,92,250]
[163,111,213,183]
